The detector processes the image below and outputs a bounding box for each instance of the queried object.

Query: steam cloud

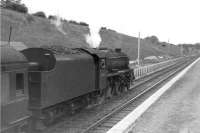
[85,25,102,48]
[50,15,67,35]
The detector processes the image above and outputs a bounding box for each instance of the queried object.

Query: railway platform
[108,57,200,133]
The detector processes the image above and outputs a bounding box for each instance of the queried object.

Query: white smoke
[50,15,67,35]
[85,25,102,48]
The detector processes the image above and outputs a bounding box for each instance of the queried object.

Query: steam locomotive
[1,45,134,132]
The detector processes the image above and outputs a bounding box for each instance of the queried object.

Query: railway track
[43,57,196,133]
[82,58,196,133]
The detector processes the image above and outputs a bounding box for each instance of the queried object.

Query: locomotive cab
[77,48,108,91]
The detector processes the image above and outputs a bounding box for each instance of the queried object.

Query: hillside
[100,29,173,59]
[1,8,182,60]
[1,9,90,48]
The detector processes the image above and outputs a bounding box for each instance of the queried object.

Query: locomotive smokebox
[105,49,129,72]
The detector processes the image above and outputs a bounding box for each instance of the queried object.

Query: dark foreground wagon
[1,45,30,133]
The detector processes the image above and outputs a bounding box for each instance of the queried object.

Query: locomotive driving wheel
[95,90,105,105]
[113,81,121,95]
[105,85,113,99]
[42,111,54,126]
[123,82,130,92]
[98,86,113,104]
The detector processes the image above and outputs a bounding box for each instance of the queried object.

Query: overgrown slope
[1,9,90,48]
[100,29,170,59]
[1,8,182,60]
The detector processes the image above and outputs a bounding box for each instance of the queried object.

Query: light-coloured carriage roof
[1,45,28,71]
[0,41,28,51]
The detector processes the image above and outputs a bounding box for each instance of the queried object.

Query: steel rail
[82,59,195,133]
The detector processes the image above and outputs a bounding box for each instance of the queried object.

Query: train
[1,45,30,133]
[1,45,134,132]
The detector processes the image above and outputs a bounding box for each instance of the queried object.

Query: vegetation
[26,14,35,23]
[48,15,56,20]
[145,35,159,44]
[1,0,28,13]
[33,11,46,18]
[79,22,89,27]
[101,27,107,30]
[69,20,79,25]
[1,7,188,60]
[69,20,89,27]
[100,27,116,32]
[178,43,200,55]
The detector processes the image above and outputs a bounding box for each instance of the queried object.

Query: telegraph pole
[137,32,140,66]
[181,45,183,56]
[167,38,170,55]
[8,26,12,46]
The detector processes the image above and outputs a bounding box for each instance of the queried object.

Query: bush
[69,20,79,25]
[1,0,28,13]
[26,14,34,23]
[48,15,56,20]
[62,19,68,22]
[145,35,159,44]
[79,22,89,26]
[101,27,107,29]
[33,11,46,18]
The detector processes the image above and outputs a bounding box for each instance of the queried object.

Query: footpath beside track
[122,57,200,133]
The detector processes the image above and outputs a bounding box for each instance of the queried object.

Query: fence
[131,57,190,79]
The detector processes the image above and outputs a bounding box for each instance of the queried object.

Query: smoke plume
[50,15,67,35]
[85,25,102,48]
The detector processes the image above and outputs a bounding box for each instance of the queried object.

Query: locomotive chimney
[85,25,102,48]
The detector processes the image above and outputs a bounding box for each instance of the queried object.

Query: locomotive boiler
[99,48,129,72]
[21,45,134,128]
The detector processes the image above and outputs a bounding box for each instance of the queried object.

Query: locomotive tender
[1,45,134,132]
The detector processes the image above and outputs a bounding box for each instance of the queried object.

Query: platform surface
[131,59,200,133]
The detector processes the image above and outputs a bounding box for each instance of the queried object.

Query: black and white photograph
[1,0,200,133]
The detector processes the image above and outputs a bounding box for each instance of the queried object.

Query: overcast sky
[23,0,200,45]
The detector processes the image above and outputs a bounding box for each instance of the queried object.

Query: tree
[33,11,46,18]
[145,35,159,44]
[1,0,28,13]
[48,15,56,20]
[79,22,89,26]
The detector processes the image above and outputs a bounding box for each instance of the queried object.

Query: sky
[23,0,200,45]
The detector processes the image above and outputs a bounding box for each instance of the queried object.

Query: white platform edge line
[107,57,200,133]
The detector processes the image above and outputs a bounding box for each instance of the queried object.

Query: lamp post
[181,45,183,56]
[167,39,170,56]
[137,32,140,66]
